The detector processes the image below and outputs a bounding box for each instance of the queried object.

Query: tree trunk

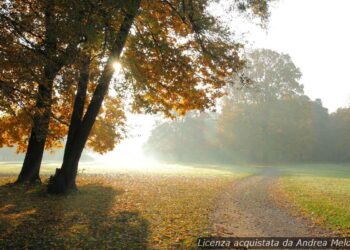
[47,53,91,192]
[15,0,57,184]
[16,0,80,184]
[16,80,53,183]
[64,53,91,157]
[47,0,141,194]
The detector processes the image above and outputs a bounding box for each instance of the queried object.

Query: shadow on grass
[0,183,149,249]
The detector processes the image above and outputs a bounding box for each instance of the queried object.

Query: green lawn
[277,164,350,234]
[0,163,248,249]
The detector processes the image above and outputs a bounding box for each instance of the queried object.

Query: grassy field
[277,164,350,234]
[0,163,248,249]
[3,162,349,247]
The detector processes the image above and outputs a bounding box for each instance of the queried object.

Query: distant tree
[0,147,92,162]
[329,107,350,162]
[218,49,317,163]
[309,99,331,161]
[227,49,304,103]
[144,112,219,163]
[218,96,324,163]
[144,49,350,165]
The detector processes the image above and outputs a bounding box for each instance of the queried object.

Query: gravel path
[210,167,332,237]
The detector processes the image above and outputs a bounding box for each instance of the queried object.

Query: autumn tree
[0,0,93,183]
[43,0,272,193]
[0,0,129,183]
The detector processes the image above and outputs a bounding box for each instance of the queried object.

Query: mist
[144,49,350,165]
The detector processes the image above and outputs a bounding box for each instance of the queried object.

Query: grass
[276,163,350,178]
[0,161,254,177]
[0,164,247,249]
[277,164,350,234]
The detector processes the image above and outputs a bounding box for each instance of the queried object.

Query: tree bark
[64,53,91,156]
[16,73,54,183]
[47,0,141,194]
[48,53,91,191]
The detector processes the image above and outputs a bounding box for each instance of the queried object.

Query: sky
[239,0,350,112]
[93,0,350,163]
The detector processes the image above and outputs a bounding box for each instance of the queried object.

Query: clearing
[0,163,349,249]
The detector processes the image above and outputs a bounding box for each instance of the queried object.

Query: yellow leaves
[87,95,126,154]
[0,166,242,248]
[107,174,234,248]
[120,0,245,118]
[0,111,32,152]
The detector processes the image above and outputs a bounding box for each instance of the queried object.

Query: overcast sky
[238,0,350,112]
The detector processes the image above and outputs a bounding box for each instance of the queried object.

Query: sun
[113,62,122,73]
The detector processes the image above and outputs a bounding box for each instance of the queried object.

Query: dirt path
[210,167,331,237]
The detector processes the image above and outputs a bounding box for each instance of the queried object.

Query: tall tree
[1,0,128,182]
[218,49,314,163]
[0,0,90,183]
[227,49,304,103]
[48,0,141,193]
[47,0,272,193]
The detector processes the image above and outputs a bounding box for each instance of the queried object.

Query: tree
[329,107,350,162]
[218,49,320,164]
[144,112,219,163]
[0,0,92,182]
[144,49,350,165]
[0,0,128,183]
[227,49,304,103]
[46,0,272,193]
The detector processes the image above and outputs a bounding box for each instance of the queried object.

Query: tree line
[144,49,350,165]
[0,0,271,193]
[0,147,92,162]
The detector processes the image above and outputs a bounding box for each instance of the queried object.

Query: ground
[0,164,245,249]
[0,163,349,249]
[210,167,336,237]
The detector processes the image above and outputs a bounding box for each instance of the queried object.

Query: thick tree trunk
[47,0,141,194]
[47,54,91,192]
[16,67,55,183]
[64,53,91,156]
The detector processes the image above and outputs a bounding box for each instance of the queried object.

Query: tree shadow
[0,183,149,249]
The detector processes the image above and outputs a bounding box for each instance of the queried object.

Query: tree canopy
[0,0,274,191]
